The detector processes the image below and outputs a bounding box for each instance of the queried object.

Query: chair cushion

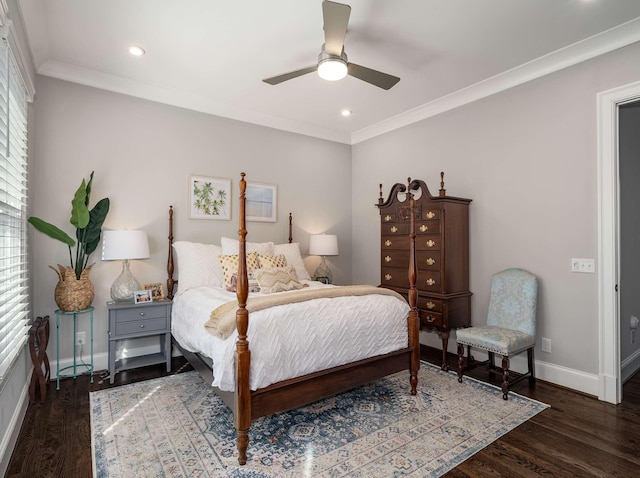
[457,325,535,356]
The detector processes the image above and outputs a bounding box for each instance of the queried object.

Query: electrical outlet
[541,337,552,354]
[76,331,85,345]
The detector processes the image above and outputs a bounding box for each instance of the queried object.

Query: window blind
[0,37,29,382]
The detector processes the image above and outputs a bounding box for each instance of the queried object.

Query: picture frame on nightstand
[142,282,165,300]
[134,289,153,304]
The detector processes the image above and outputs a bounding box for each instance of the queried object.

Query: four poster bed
[167,172,420,465]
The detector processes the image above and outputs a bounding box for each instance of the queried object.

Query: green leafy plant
[28,171,110,279]
[193,180,227,216]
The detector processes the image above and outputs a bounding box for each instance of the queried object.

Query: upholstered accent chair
[456,268,538,400]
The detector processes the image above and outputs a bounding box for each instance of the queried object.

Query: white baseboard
[622,348,640,383]
[0,376,29,477]
[428,343,600,397]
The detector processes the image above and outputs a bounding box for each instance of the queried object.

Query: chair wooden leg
[501,355,510,400]
[488,351,495,370]
[528,347,536,385]
[457,343,465,383]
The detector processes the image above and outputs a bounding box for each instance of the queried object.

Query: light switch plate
[571,258,595,273]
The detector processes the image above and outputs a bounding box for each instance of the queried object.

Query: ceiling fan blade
[347,63,400,90]
[262,66,317,85]
[323,1,351,56]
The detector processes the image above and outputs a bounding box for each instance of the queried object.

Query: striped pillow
[254,266,303,294]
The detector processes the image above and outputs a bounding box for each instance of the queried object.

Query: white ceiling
[16,0,640,144]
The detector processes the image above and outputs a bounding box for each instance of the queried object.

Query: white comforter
[171,280,410,391]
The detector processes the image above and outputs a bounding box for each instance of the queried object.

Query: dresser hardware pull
[140,324,145,328]
[426,240,436,247]
[390,226,398,233]
[139,312,145,316]
[426,278,436,286]
[385,274,392,281]
[426,257,436,266]
[426,211,436,219]
[426,301,435,309]
[384,256,391,263]
[385,240,392,247]
[419,224,428,232]
[384,215,391,222]
[426,315,435,322]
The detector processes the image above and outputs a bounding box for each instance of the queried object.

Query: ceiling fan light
[318,58,348,81]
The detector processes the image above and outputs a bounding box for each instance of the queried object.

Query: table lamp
[101,230,150,302]
[309,233,339,283]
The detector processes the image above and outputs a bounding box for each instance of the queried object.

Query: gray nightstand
[107,300,172,384]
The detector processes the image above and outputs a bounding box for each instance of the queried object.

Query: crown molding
[35,16,640,146]
[37,60,351,144]
[351,16,640,144]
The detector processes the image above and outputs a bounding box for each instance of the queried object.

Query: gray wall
[31,76,352,371]
[352,41,640,376]
[619,102,640,366]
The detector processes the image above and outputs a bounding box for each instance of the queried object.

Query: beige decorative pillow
[219,252,260,288]
[258,254,287,269]
[254,266,304,294]
[273,243,311,281]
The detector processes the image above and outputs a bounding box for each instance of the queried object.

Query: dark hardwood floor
[5,348,640,477]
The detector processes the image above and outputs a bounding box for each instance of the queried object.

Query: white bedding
[171,280,410,392]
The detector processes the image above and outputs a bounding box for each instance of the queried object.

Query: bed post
[407,180,420,395]
[288,212,293,243]
[167,205,175,300]
[235,173,251,465]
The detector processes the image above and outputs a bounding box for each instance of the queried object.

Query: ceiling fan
[262,0,400,90]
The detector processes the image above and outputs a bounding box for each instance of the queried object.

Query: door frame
[597,80,640,404]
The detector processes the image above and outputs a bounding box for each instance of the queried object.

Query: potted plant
[28,171,110,311]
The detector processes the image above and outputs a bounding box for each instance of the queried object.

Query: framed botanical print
[189,175,231,220]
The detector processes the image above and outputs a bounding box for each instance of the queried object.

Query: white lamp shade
[101,230,150,261]
[309,234,339,256]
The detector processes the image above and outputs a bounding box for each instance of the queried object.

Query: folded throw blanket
[205,285,407,340]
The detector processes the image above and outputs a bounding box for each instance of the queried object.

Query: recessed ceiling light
[129,45,145,56]
[341,109,352,117]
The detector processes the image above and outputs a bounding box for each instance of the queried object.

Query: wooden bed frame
[167,172,420,465]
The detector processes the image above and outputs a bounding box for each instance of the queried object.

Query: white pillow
[273,242,311,281]
[221,236,275,256]
[172,241,224,294]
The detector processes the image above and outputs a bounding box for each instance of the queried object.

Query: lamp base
[313,256,333,284]
[110,260,141,302]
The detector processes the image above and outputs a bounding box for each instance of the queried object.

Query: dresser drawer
[416,220,441,235]
[382,236,409,250]
[381,212,397,223]
[419,310,443,328]
[114,305,167,323]
[381,222,410,236]
[418,270,441,292]
[381,267,409,289]
[416,235,441,251]
[115,317,168,336]
[416,251,440,270]
[422,209,441,221]
[381,250,410,268]
[418,297,443,312]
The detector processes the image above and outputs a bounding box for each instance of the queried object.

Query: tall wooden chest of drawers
[377,175,471,370]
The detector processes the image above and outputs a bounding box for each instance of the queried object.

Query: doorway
[597,80,640,404]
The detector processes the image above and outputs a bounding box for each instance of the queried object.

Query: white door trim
[596,80,640,404]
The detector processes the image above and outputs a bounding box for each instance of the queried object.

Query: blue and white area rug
[90,362,548,477]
